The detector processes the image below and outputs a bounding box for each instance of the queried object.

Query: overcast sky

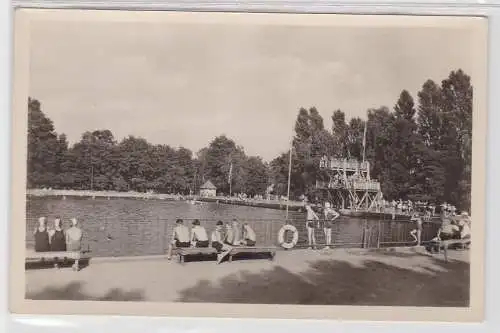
[29,18,478,161]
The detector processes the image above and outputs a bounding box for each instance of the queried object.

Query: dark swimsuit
[50,229,67,251]
[34,229,50,252]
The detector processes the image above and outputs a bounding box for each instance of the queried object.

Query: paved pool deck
[25,247,470,306]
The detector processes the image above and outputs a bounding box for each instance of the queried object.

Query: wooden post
[286,145,292,219]
[377,220,381,249]
[361,227,366,249]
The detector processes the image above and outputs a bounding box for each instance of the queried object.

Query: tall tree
[27,98,68,188]
[331,109,349,158]
[440,69,473,210]
[385,90,419,199]
[414,79,447,202]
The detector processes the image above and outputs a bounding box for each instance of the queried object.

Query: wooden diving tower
[315,156,383,211]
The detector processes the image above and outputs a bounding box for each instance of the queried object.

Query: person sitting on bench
[223,222,235,246]
[241,223,256,246]
[167,219,190,260]
[217,220,243,264]
[232,219,242,245]
[457,212,471,247]
[34,216,50,253]
[66,218,83,271]
[425,219,460,253]
[211,221,224,252]
[49,217,67,268]
[224,219,241,246]
[191,219,209,248]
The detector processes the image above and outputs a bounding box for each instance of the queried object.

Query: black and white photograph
[9,10,487,321]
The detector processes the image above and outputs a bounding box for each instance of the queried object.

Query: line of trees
[27,69,473,210]
[269,69,472,211]
[27,98,269,196]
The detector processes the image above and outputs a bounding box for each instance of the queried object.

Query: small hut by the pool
[199,180,217,197]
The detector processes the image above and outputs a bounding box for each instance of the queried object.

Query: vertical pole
[286,146,292,219]
[228,161,233,198]
[362,120,367,164]
[377,219,381,249]
[90,150,94,191]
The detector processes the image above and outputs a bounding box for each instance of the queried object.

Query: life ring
[278,224,299,249]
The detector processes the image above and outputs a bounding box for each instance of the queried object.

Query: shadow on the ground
[25,281,145,301]
[373,248,469,260]
[177,256,469,307]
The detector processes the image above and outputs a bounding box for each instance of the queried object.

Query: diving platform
[316,156,383,211]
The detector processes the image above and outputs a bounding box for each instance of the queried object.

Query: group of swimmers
[425,211,471,253]
[408,210,471,251]
[33,216,83,269]
[166,218,257,263]
[304,202,341,249]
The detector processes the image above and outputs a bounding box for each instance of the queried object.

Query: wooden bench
[176,247,218,263]
[25,249,90,270]
[25,249,87,261]
[227,246,277,263]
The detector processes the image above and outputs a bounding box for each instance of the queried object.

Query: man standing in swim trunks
[323,202,340,249]
[409,212,423,245]
[305,203,319,249]
[167,219,190,260]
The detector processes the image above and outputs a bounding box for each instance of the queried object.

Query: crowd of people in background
[166,218,257,264]
[408,206,471,250]
[33,216,83,270]
[376,199,456,220]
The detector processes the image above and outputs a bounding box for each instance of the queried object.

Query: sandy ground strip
[25,247,470,306]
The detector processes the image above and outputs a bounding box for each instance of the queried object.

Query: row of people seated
[32,216,83,269]
[166,218,257,260]
[33,216,83,253]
